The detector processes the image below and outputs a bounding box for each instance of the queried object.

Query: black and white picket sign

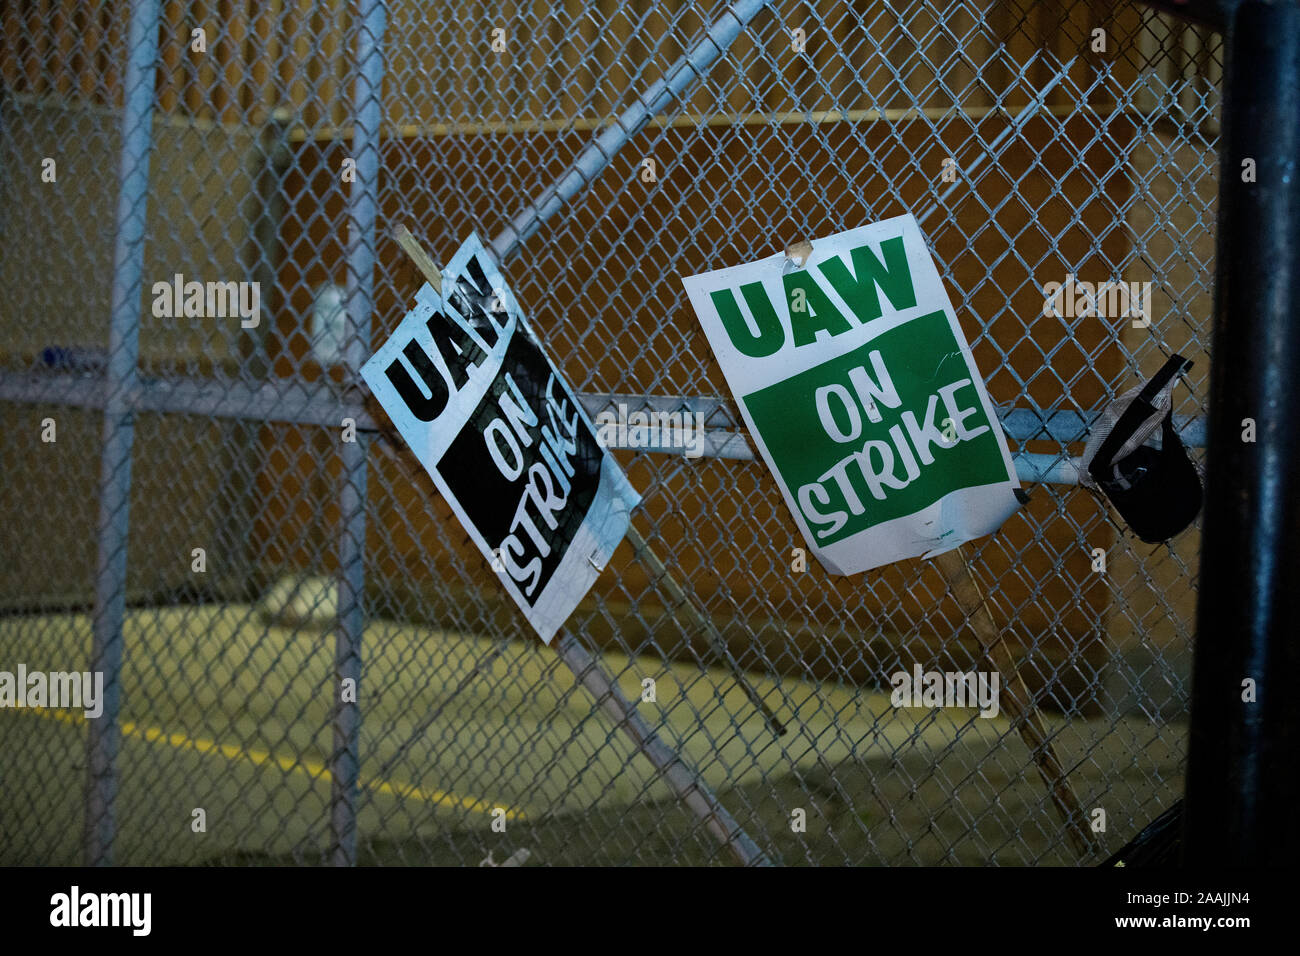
[361,234,640,642]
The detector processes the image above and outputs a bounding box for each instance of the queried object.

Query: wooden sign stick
[388,225,1089,859]
[934,544,1098,857]
[379,225,777,865]
[391,224,787,738]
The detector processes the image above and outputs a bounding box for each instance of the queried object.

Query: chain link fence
[1,0,1220,865]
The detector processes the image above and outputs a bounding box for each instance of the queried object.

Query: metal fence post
[1184,0,1300,866]
[83,0,162,867]
[553,632,771,866]
[489,0,775,262]
[331,0,388,867]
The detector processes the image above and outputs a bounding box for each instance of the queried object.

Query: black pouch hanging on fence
[1083,354,1202,543]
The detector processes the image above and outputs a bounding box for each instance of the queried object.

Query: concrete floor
[0,605,1185,865]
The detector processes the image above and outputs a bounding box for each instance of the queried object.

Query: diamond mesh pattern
[0,0,1216,865]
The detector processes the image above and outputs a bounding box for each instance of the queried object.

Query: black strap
[1089,354,1192,481]
[1138,354,1193,405]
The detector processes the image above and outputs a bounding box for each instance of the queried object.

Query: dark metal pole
[1184,0,1300,865]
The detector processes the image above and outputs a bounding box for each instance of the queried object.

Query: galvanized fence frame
[2,0,1273,866]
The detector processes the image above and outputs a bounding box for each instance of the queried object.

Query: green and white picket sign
[682,214,1020,575]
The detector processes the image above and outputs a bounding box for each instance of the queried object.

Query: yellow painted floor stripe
[23,707,526,821]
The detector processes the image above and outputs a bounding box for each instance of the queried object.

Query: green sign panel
[682,215,1020,574]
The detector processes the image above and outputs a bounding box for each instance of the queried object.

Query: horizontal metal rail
[3,88,1175,146]
[0,370,1205,486]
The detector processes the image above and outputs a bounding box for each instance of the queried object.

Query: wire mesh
[1,0,1219,865]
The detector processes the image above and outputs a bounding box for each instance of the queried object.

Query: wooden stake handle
[935,545,1098,857]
